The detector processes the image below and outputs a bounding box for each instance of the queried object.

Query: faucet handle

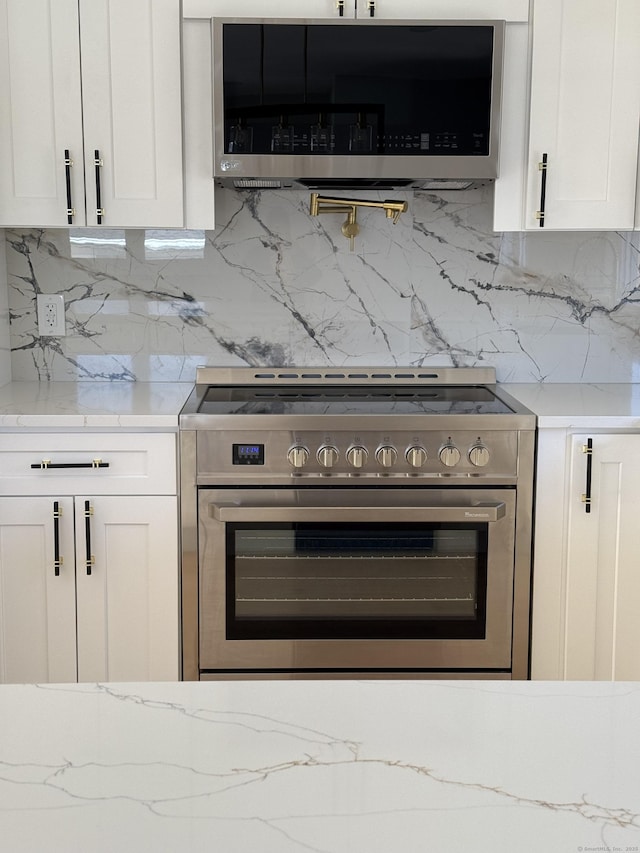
[341,213,360,252]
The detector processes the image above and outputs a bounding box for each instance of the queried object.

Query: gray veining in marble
[5,185,640,382]
[1,680,639,853]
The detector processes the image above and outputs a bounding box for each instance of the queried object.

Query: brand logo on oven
[464,511,489,518]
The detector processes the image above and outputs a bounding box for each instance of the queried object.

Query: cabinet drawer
[0,433,177,495]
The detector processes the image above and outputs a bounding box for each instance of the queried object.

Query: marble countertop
[0,380,639,431]
[503,382,640,428]
[0,679,638,853]
[0,381,192,429]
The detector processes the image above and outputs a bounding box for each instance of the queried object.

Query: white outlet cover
[37,293,66,337]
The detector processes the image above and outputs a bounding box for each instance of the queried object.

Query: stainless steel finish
[406,445,428,468]
[179,364,536,681]
[179,428,198,680]
[469,444,490,467]
[439,443,461,467]
[200,671,511,681]
[189,364,500,390]
[199,487,515,673]
[196,428,520,486]
[375,445,397,468]
[287,446,309,469]
[317,445,339,468]
[346,445,368,468]
[212,18,505,190]
[210,500,507,523]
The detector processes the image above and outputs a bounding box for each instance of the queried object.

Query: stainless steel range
[179,366,536,681]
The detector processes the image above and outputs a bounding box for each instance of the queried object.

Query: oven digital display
[233,443,265,465]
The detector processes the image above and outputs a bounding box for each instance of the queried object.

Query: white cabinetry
[182,0,527,18]
[495,0,640,231]
[183,1,348,17]
[0,0,183,228]
[532,430,640,680]
[0,433,179,684]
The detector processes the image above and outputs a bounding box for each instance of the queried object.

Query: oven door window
[226,522,487,640]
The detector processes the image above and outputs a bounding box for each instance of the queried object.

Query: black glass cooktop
[197,385,515,416]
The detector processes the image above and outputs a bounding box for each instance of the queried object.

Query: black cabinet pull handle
[53,501,63,576]
[367,0,375,16]
[84,500,95,575]
[536,152,548,227]
[337,0,344,15]
[63,150,74,225]
[94,149,104,224]
[582,438,593,513]
[31,459,109,470]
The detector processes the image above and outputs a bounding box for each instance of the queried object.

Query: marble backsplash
[5,185,640,382]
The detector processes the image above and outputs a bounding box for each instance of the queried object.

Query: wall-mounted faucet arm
[309,193,408,251]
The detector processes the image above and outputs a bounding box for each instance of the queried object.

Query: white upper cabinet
[79,0,183,228]
[0,0,84,227]
[182,0,528,20]
[503,0,640,231]
[183,1,351,17]
[357,1,527,19]
[0,0,183,228]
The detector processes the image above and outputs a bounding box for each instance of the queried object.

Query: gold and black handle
[366,1,375,16]
[94,149,104,224]
[581,438,593,514]
[84,500,95,575]
[337,0,344,15]
[536,152,548,228]
[31,459,109,470]
[63,150,74,225]
[53,500,63,577]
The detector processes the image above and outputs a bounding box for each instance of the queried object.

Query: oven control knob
[469,444,490,467]
[375,445,398,468]
[439,444,461,468]
[406,445,428,469]
[317,445,339,468]
[287,446,309,469]
[346,445,368,469]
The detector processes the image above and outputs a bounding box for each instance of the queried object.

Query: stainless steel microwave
[212,18,505,191]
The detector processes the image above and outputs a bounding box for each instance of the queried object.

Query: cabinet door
[79,0,183,228]
[75,495,179,682]
[525,0,640,230]
[0,497,76,683]
[0,0,86,227]
[357,1,528,18]
[183,1,352,16]
[565,434,640,680]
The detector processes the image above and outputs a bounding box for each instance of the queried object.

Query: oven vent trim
[194,366,497,387]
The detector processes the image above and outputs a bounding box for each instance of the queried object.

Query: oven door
[198,488,517,674]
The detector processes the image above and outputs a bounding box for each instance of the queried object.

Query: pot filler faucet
[309,193,408,251]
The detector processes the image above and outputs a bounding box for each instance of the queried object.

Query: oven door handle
[210,502,506,523]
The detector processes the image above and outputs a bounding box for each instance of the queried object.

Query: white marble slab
[503,382,640,428]
[0,680,638,853]
[6,186,640,383]
[0,381,192,429]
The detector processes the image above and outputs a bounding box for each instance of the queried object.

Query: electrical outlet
[37,294,66,337]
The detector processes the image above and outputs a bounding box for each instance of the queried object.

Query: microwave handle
[210,502,505,523]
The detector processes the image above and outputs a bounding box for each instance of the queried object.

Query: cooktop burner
[197,384,516,416]
[180,366,536,439]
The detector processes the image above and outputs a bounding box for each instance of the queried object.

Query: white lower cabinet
[0,497,76,683]
[532,430,640,680]
[0,434,179,684]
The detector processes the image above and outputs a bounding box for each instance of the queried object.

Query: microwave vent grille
[233,179,282,189]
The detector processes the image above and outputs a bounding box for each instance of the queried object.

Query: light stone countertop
[0,381,193,429]
[0,381,639,431]
[0,679,638,853]
[502,382,640,428]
